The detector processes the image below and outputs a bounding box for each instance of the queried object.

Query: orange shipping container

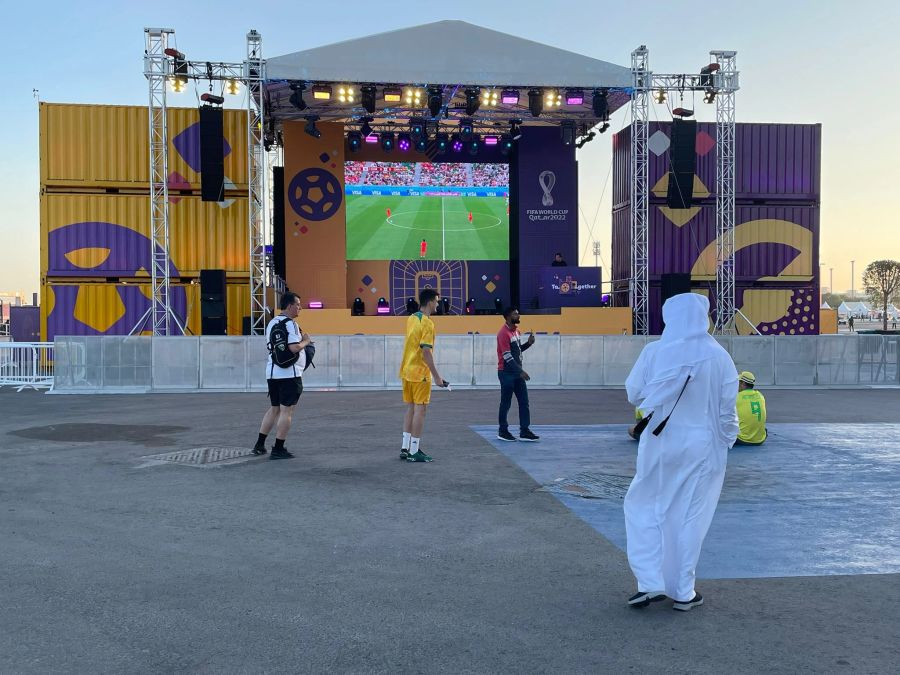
[42,281,250,341]
[42,193,249,278]
[39,102,249,190]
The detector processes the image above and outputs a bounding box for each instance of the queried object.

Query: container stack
[611,122,821,335]
[40,103,252,340]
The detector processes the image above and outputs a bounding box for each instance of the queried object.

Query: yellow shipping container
[42,281,250,341]
[42,193,249,278]
[40,102,249,190]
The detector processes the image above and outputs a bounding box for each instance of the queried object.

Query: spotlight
[528,89,543,117]
[337,85,355,104]
[672,107,694,118]
[311,85,332,100]
[352,297,365,316]
[467,136,480,156]
[415,138,427,152]
[494,298,503,314]
[435,132,449,154]
[465,87,480,116]
[544,90,562,108]
[360,116,373,137]
[510,119,523,141]
[560,121,576,146]
[380,131,395,152]
[427,86,443,118]
[501,89,519,105]
[289,83,307,111]
[592,89,610,119]
[164,48,185,59]
[565,89,584,105]
[483,135,499,146]
[406,297,419,314]
[347,130,362,153]
[168,50,188,93]
[365,133,379,144]
[481,89,499,107]
[409,117,426,142]
[654,88,667,104]
[459,118,474,142]
[225,79,240,95]
[361,85,377,113]
[398,133,411,152]
[703,89,717,104]
[308,301,324,309]
[377,297,390,314]
[405,87,424,107]
[383,87,402,103]
[304,116,321,138]
[465,297,475,315]
[499,133,513,156]
[170,76,187,93]
[200,92,225,105]
[441,298,451,315]
[451,135,463,153]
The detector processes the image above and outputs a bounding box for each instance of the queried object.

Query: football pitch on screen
[345,195,509,260]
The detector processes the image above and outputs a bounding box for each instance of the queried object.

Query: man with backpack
[253,292,312,460]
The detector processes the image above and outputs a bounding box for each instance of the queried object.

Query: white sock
[402,432,411,450]
[410,437,420,454]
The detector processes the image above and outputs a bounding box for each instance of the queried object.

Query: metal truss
[712,51,738,333]
[630,46,651,335]
[628,47,738,334]
[246,30,268,335]
[134,28,185,336]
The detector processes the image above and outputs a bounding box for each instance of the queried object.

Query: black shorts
[267,377,303,407]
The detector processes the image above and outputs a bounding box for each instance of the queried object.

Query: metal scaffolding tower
[246,30,268,335]
[629,46,651,336]
[628,46,739,334]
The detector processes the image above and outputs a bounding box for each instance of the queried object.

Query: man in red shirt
[496,307,539,442]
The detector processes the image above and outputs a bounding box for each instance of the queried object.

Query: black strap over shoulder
[650,376,691,437]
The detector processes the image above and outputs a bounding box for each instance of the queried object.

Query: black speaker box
[199,105,225,202]
[666,119,697,209]
[661,273,693,304]
[200,269,227,335]
[272,166,286,279]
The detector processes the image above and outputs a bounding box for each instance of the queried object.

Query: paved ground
[1,388,898,674]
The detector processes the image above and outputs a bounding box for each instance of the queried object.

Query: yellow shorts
[402,379,432,405]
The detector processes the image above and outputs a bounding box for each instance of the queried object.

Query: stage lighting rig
[361,85,377,113]
[435,132,449,154]
[467,136,480,156]
[405,87,424,107]
[544,90,562,108]
[289,83,307,111]
[380,131,395,152]
[703,90,717,104]
[654,88,667,104]
[565,89,584,105]
[459,118,475,142]
[304,116,321,138]
[311,85,332,100]
[398,133,412,152]
[352,297,365,316]
[501,89,519,105]
[383,87,402,103]
[528,90,543,117]
[699,62,721,88]
[359,116,373,138]
[499,134,513,156]
[200,92,225,105]
[347,130,362,152]
[560,121,576,146]
[225,79,240,95]
[465,88,481,116]
[510,119,523,141]
[427,86,443,118]
[481,89,499,107]
[409,117,426,142]
[672,107,694,118]
[592,89,609,120]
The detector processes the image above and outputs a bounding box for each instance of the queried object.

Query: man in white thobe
[623,293,739,611]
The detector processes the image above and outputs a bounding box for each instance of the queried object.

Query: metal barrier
[0,342,55,391]
[51,334,900,392]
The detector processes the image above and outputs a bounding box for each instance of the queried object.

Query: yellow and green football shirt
[736,389,767,444]
[399,312,436,382]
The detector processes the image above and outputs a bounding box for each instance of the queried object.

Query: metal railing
[50,334,900,392]
[0,342,55,391]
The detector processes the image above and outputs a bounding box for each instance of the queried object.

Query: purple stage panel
[537,267,602,308]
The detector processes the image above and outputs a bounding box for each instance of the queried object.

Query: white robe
[623,294,739,601]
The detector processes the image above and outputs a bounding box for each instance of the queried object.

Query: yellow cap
[739,371,756,385]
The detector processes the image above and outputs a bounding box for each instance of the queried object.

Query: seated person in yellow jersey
[734,371,767,446]
[628,408,646,440]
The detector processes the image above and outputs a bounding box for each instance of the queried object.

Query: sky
[2,0,899,299]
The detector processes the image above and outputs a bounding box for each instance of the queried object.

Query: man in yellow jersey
[399,288,448,462]
[735,371,767,446]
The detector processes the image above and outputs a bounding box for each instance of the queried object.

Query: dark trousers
[498,370,530,433]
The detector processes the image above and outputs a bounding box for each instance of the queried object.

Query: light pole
[820,262,826,305]
[592,241,601,268]
[830,268,834,302]
[850,260,855,300]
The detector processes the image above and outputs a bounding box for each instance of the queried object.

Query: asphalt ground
[1,388,898,674]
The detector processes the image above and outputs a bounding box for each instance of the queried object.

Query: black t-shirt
[551,259,567,267]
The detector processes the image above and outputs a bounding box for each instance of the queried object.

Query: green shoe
[399,449,410,460]
[406,450,433,463]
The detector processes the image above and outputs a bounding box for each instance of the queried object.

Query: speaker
[199,105,225,202]
[242,316,252,336]
[661,273,692,304]
[666,119,697,209]
[200,269,227,335]
[272,166,286,279]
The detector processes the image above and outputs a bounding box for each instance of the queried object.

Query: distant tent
[821,300,831,310]
[838,301,871,317]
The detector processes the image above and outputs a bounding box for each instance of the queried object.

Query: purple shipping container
[612,122,822,207]
[10,306,41,342]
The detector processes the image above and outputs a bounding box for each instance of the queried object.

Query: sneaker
[672,593,704,612]
[497,430,517,442]
[269,448,295,460]
[400,449,411,460]
[406,450,433,463]
[628,591,667,608]
[251,443,267,456]
[519,429,540,442]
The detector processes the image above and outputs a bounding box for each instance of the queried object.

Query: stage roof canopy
[267,20,633,89]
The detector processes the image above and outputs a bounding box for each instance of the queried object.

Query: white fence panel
[561,336,604,386]
[0,342,55,391]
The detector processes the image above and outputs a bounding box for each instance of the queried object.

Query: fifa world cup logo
[539,170,556,206]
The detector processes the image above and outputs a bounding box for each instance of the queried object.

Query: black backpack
[268,317,316,371]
